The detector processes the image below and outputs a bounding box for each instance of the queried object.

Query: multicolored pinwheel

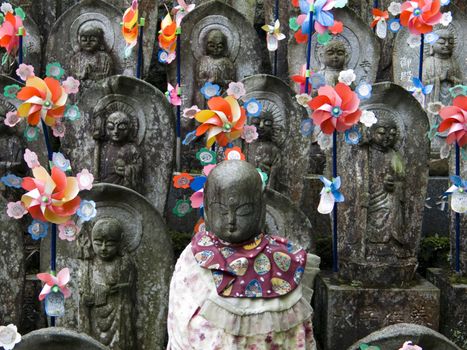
[400,0,442,35]
[438,95,467,147]
[0,11,25,54]
[122,0,139,56]
[37,268,71,301]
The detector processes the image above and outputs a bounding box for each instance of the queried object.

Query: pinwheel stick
[18,26,24,65]
[418,34,425,81]
[304,6,315,95]
[273,0,279,76]
[136,18,145,79]
[455,143,460,273]
[332,131,338,272]
[176,29,182,172]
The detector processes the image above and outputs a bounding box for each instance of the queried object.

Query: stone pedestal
[313,271,440,350]
[426,268,467,349]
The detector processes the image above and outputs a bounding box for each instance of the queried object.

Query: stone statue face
[206,30,227,59]
[321,41,347,70]
[91,218,123,261]
[370,119,397,151]
[250,113,273,141]
[432,30,454,58]
[78,24,104,53]
[205,161,264,243]
[106,111,131,144]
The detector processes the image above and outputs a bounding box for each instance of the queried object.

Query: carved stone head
[78,22,106,53]
[320,40,348,70]
[369,113,398,152]
[250,111,274,141]
[205,29,228,59]
[105,111,132,144]
[91,217,124,261]
[204,161,264,243]
[430,28,455,59]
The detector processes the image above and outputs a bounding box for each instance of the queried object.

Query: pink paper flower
[168,83,181,106]
[58,221,81,242]
[23,148,40,169]
[242,124,259,143]
[227,82,246,99]
[399,341,422,350]
[6,201,27,219]
[52,121,66,138]
[37,268,71,301]
[183,105,200,119]
[76,169,94,191]
[62,76,80,94]
[4,111,20,127]
[16,64,34,81]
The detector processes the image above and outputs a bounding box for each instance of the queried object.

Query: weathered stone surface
[314,272,440,350]
[347,323,461,350]
[337,82,430,286]
[41,184,174,350]
[422,177,450,237]
[241,74,311,204]
[288,7,380,93]
[15,327,109,350]
[427,268,467,349]
[46,0,136,88]
[61,75,175,214]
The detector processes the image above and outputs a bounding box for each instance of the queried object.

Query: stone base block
[426,268,467,349]
[313,271,440,350]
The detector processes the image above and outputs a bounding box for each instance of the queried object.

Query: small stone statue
[196,29,235,106]
[317,40,349,86]
[167,160,320,349]
[80,217,136,350]
[423,28,462,107]
[93,110,143,193]
[70,22,113,84]
[247,111,281,189]
[364,112,408,258]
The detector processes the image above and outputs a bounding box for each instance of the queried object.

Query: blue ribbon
[332,131,338,272]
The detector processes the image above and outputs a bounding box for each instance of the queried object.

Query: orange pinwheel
[158,13,177,53]
[16,76,68,127]
[21,166,81,224]
[400,0,442,35]
[195,96,247,147]
[0,12,25,54]
[122,0,139,52]
[371,8,389,28]
[438,96,467,147]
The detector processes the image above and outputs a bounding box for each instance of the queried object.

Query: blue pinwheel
[318,176,344,214]
[409,77,433,96]
[444,176,467,214]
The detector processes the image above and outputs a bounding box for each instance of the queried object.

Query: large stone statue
[80,218,136,350]
[167,160,320,349]
[93,108,143,193]
[70,21,113,84]
[317,40,349,86]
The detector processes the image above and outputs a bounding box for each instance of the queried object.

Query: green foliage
[418,236,450,275]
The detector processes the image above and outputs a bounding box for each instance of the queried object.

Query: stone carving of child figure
[94,110,143,193]
[196,29,235,107]
[317,40,349,86]
[70,22,113,85]
[80,218,136,350]
[167,160,320,349]
[365,113,409,259]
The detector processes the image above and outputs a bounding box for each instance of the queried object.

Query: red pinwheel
[400,0,442,35]
[371,8,389,28]
[308,83,361,134]
[438,96,467,147]
[0,12,25,54]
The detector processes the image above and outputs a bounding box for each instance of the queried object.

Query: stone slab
[422,177,450,238]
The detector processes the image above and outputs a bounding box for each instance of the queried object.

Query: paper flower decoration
[62,77,80,95]
[52,121,66,138]
[196,148,217,165]
[440,11,452,26]
[318,176,344,214]
[371,8,389,39]
[16,64,34,81]
[182,130,197,145]
[52,152,71,172]
[262,19,286,51]
[200,82,221,100]
[296,93,312,107]
[45,62,65,80]
[37,268,71,301]
[0,11,24,54]
[344,126,361,144]
[338,69,356,86]
[167,83,181,106]
[257,168,268,190]
[6,201,27,219]
[64,105,80,121]
[242,124,259,143]
[308,83,362,134]
[4,111,20,127]
[194,96,247,147]
[122,0,139,57]
[398,341,422,350]
[226,82,246,99]
[243,98,262,117]
[388,18,402,33]
[1,174,22,189]
[76,169,94,191]
[173,172,194,189]
[3,84,20,98]
[318,132,333,150]
[76,200,97,222]
[225,146,246,160]
[28,220,48,240]
[301,119,314,137]
[21,165,82,225]
[16,76,68,127]
[388,2,402,15]
[183,105,200,119]
[58,220,80,242]
[0,324,21,350]
[360,110,378,127]
[438,96,467,147]
[172,199,192,217]
[355,82,372,100]
[400,0,442,35]
[424,31,439,44]
[158,13,177,54]
[444,176,467,213]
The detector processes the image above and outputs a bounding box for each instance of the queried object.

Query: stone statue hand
[383,174,395,192]
[115,159,126,177]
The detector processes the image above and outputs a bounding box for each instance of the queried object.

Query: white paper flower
[317,132,333,150]
[4,111,20,127]
[183,105,200,119]
[77,169,94,191]
[295,93,312,107]
[360,110,378,127]
[388,2,402,16]
[407,34,422,48]
[338,69,356,86]
[427,101,444,114]
[242,125,258,143]
[226,82,246,99]
[15,64,34,81]
[0,324,21,350]
[0,3,13,14]
[441,11,452,27]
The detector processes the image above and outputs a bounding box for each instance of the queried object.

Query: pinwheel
[158,13,177,54]
[16,76,68,127]
[194,96,247,147]
[308,83,362,134]
[172,0,195,25]
[21,166,81,224]
[371,8,389,38]
[444,176,467,214]
[37,268,71,301]
[0,11,24,54]
[167,83,181,106]
[318,176,344,214]
[122,0,139,56]
[261,19,286,51]
[400,0,442,35]
[438,95,467,147]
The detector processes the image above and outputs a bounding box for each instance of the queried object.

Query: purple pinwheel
[318,175,344,214]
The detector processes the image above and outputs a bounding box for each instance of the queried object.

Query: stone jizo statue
[167,160,320,349]
[318,40,349,86]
